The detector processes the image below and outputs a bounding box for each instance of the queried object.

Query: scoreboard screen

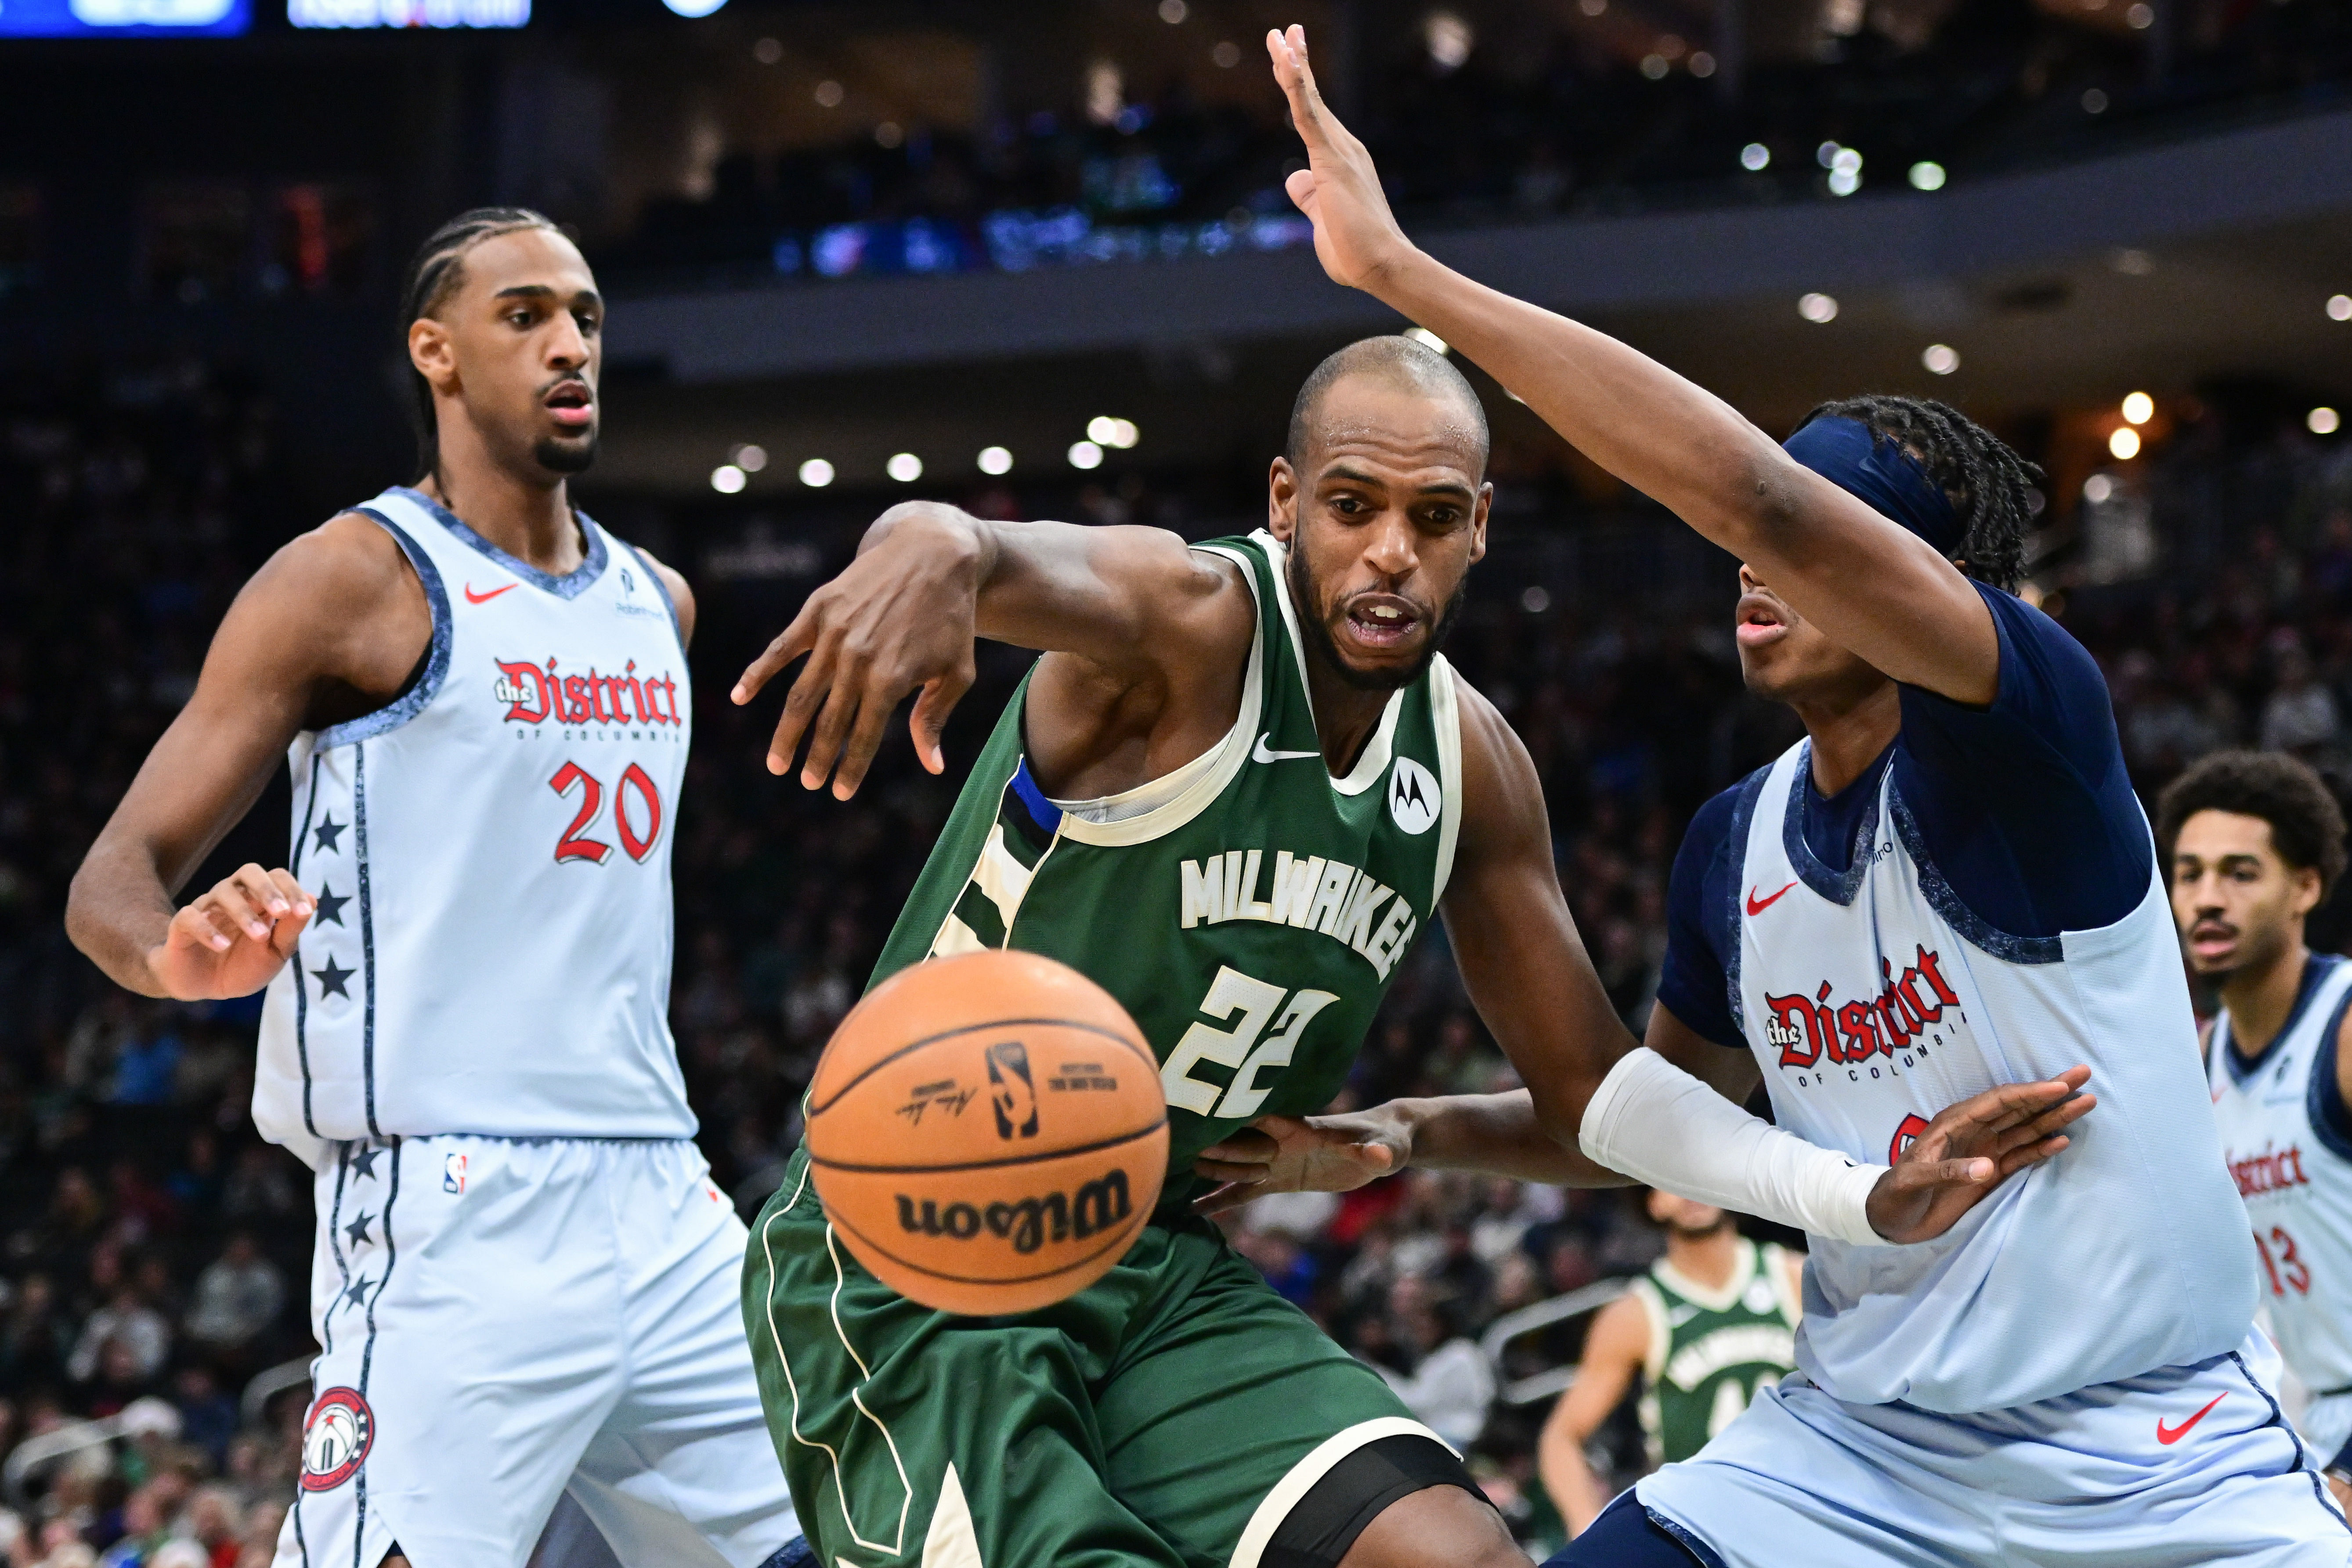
[0,0,249,33]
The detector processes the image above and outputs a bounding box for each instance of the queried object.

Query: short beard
[535,434,598,475]
[1667,1214,1734,1241]
[1287,542,1466,693]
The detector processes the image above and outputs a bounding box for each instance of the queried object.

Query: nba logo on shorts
[444,1152,468,1193]
[300,1387,374,1492]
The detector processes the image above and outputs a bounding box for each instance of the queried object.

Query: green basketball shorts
[741,1149,1438,1568]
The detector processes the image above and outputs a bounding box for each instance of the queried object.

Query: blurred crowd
[4,355,2349,1559]
[605,0,2352,286]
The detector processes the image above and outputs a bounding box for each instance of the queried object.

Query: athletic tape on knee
[1578,1049,1886,1247]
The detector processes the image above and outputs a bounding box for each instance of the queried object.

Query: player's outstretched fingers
[733,599,820,707]
[1192,1180,1267,1219]
[907,663,974,777]
[769,627,844,777]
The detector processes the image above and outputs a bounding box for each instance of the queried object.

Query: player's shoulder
[251,509,419,609]
[1678,770,1767,869]
[1971,578,2112,704]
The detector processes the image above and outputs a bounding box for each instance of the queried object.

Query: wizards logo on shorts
[300,1387,374,1492]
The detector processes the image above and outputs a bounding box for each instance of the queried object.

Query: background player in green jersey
[731,337,2093,1568]
[1537,1195,1803,1536]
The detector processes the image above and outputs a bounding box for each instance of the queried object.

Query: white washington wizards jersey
[255,488,696,1159]
[1728,741,2254,1413]
[2208,953,2352,1464]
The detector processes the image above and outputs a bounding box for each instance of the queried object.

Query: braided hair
[1793,395,2041,593]
[396,207,561,481]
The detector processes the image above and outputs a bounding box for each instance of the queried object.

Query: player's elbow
[1715,448,1825,567]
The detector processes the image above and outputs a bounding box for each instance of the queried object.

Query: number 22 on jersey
[1160,966,1340,1120]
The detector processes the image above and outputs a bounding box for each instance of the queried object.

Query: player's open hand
[1191,1108,1413,1218]
[1267,25,1415,293]
[731,503,983,799]
[148,863,313,1001]
[1864,1066,2095,1244]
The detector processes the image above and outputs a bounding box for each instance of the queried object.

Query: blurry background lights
[2084,474,2116,504]
[1156,0,1185,20]
[977,445,1013,476]
[2108,426,2142,460]
[659,0,725,15]
[1520,586,1551,613]
[1922,343,1959,375]
[1826,148,1862,196]
[709,464,745,493]
[1799,293,1838,323]
[1908,161,1946,191]
[1086,416,1140,449]
[1817,141,1842,167]
[1068,440,1104,470]
[1424,11,1473,72]
[2330,295,2352,322]
[1740,143,1770,171]
[886,452,923,482]
[730,443,767,472]
[2121,392,2154,426]
[797,458,835,488]
[2312,407,2342,436]
[814,80,844,108]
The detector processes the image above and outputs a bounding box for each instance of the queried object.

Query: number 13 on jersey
[1160,966,1340,1120]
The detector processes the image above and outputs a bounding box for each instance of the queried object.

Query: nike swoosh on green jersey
[1252,733,1322,764]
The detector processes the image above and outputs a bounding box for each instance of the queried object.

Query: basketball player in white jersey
[1204,25,2352,1566]
[2161,749,2352,1512]
[66,209,807,1568]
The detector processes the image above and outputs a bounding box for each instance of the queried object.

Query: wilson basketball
[804,949,1167,1316]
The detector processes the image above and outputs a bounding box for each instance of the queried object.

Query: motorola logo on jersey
[1387,757,1441,835]
[894,1170,1132,1255]
[493,657,683,727]
[1762,944,1963,1071]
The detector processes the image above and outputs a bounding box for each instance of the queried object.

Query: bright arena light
[1740,143,1770,171]
[1908,161,1946,191]
[1403,326,1451,355]
[798,458,835,488]
[709,464,746,494]
[1799,293,1838,323]
[2312,407,2342,436]
[1828,167,1861,196]
[978,445,1014,476]
[886,452,923,482]
[2330,295,2352,322]
[1068,440,1105,470]
[1086,417,1141,449]
[1922,343,1959,375]
[731,443,768,472]
[2084,474,2115,504]
[2121,392,2154,426]
[660,0,723,15]
[2108,426,2142,460]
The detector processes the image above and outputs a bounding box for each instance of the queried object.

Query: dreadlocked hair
[1795,394,2042,593]
[396,206,561,481]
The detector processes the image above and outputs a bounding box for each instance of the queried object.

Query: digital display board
[288,0,524,26]
[0,0,249,35]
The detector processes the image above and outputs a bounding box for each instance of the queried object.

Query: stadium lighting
[660,0,725,17]
[798,458,835,488]
[1908,161,1946,191]
[1640,54,1669,79]
[731,443,768,472]
[1817,141,1841,169]
[1404,327,1451,355]
[887,452,924,482]
[1158,0,1186,21]
[1081,418,1139,451]
[978,446,1014,476]
[2121,393,2153,426]
[2312,408,2342,436]
[710,464,746,494]
[1425,11,1473,71]
[2330,295,2352,322]
[1212,40,1241,66]
[1799,293,1839,324]
[1068,441,1105,470]
[1579,0,1604,13]
[1521,586,1551,613]
[2082,88,2109,114]
[2084,474,2115,504]
[753,36,780,64]
[2108,426,2142,460]
[1689,51,1715,77]
[1922,344,1960,375]
[815,80,844,108]
[2125,2,2153,26]
[1741,143,1770,172]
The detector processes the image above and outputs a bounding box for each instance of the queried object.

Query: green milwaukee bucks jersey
[1631,1239,1801,1466]
[869,529,1463,1214]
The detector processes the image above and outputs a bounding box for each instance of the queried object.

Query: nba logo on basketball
[986,1040,1040,1140]
[300,1388,374,1492]
[444,1152,468,1193]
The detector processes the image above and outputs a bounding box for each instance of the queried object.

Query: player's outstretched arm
[1264,25,1998,705]
[1537,1291,1645,1536]
[66,515,426,1000]
[732,501,1252,799]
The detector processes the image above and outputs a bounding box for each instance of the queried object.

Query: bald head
[1286,336,1490,475]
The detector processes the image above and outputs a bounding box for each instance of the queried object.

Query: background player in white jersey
[1210,25,2352,1565]
[2160,749,2352,1512]
[64,209,807,1568]
[1536,1196,1801,1536]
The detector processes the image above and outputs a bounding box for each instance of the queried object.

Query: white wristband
[1578,1048,1888,1247]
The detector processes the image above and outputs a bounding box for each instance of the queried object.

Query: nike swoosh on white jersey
[1253,733,1322,764]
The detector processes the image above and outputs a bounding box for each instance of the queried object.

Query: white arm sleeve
[1578,1048,1888,1247]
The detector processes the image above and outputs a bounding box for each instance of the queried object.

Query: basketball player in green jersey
[1538,1195,1803,1536]
[729,343,2095,1568]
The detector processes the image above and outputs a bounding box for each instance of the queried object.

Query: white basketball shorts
[273,1135,802,1568]
[1636,1329,2352,1568]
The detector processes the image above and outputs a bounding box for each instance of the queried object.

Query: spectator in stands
[67,1272,170,1388]
[0,1275,73,1387]
[179,1238,281,1364]
[1378,1274,1495,1449]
